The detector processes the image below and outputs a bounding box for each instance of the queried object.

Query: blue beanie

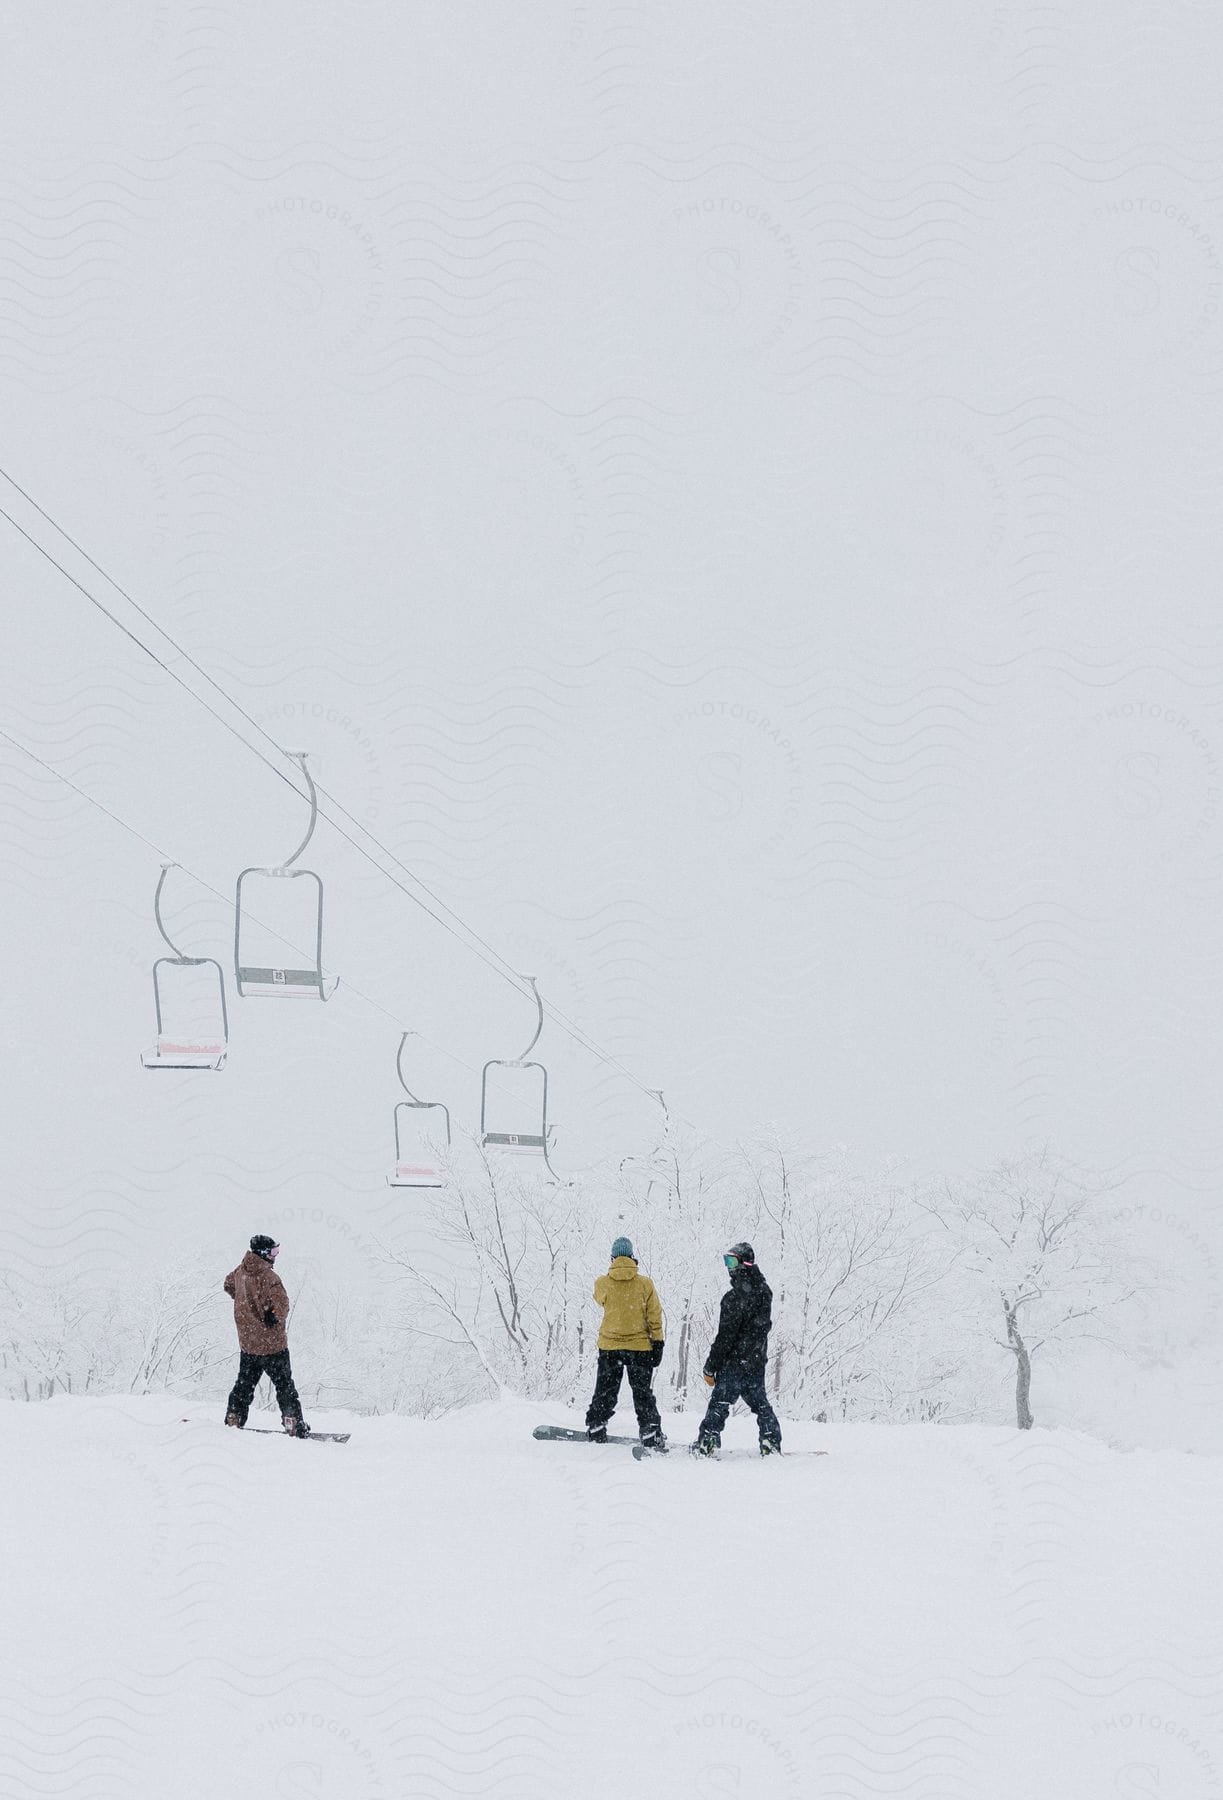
[611,1236,634,1259]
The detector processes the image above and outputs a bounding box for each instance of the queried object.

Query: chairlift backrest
[388,1032,452,1188]
[233,753,334,1000]
[479,976,558,1174]
[142,864,230,1071]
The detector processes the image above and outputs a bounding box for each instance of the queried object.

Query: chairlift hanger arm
[396,1030,426,1104]
[278,751,318,870]
[152,862,188,960]
[516,974,544,1061]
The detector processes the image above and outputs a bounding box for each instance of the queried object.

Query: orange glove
[703,1372,716,1387]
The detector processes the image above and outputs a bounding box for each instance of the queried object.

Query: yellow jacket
[594,1256,663,1352]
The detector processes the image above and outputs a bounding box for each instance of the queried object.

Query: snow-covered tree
[0,1270,96,1399]
[723,1134,953,1421]
[381,1141,597,1401]
[390,1127,959,1423]
[0,1137,1158,1431]
[916,1147,1144,1428]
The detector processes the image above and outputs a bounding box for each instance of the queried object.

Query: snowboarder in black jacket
[695,1242,782,1456]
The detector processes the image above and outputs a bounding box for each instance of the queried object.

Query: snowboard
[247,1425,350,1443]
[633,1443,827,1461]
[183,1419,351,1443]
[533,1424,643,1446]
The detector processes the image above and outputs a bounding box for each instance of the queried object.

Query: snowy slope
[2,1395,1221,1799]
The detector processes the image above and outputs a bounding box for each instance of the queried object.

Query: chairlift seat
[389,1077,451,1188]
[479,982,556,1174]
[387,1161,446,1189]
[483,1130,548,1152]
[141,899,230,1072]
[141,1038,227,1071]
[234,769,330,1003]
[235,964,334,998]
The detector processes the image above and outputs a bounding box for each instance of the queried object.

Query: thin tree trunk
[674,1308,691,1405]
[1004,1301,1034,1429]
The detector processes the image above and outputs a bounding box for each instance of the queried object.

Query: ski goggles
[723,1254,740,1271]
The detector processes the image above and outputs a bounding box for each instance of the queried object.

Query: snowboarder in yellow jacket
[585,1237,666,1448]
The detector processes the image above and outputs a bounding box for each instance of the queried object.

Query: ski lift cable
[11,491,656,1103]
[0,474,653,1092]
[6,718,701,1156]
[0,722,519,1096]
[0,478,667,1109]
[0,497,522,996]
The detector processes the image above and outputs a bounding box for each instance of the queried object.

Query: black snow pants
[585,1349,662,1438]
[699,1365,781,1447]
[225,1350,303,1425]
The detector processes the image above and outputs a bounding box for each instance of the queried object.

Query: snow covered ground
[3,1394,1221,1798]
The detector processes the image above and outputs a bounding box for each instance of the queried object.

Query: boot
[693,1432,719,1457]
[225,1412,244,1428]
[760,1436,782,1456]
[586,1424,608,1443]
[283,1414,311,1438]
[640,1424,667,1450]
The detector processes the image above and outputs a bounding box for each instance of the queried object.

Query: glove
[650,1340,665,1368]
[263,1308,277,1328]
[703,1371,717,1387]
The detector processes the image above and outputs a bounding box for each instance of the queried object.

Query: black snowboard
[247,1425,350,1443]
[184,1419,351,1443]
[634,1443,826,1461]
[533,1425,641,1446]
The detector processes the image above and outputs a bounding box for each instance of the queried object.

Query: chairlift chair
[388,1032,452,1189]
[234,751,337,1000]
[480,975,558,1175]
[140,863,229,1070]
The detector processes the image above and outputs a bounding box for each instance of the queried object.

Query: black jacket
[704,1265,773,1377]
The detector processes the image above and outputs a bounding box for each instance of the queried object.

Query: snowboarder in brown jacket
[223,1236,310,1436]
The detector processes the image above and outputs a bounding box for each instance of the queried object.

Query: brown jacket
[223,1250,290,1354]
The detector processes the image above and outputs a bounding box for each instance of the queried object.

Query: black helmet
[726,1241,755,1267]
[250,1235,279,1259]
